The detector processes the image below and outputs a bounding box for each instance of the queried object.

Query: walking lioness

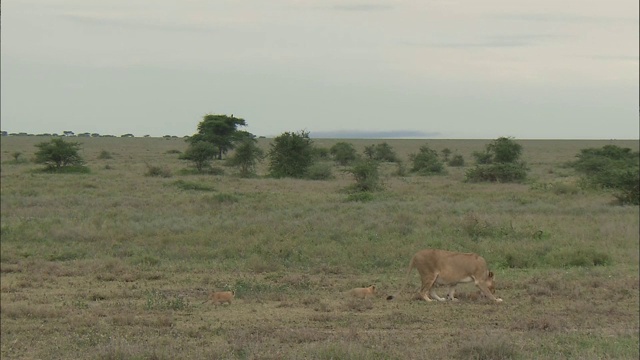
[387,249,502,303]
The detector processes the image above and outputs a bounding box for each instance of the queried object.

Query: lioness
[347,285,377,299]
[207,290,235,305]
[386,249,502,303]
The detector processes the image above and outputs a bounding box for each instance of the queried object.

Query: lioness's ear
[488,271,494,278]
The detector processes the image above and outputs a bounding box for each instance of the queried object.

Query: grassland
[1,136,638,359]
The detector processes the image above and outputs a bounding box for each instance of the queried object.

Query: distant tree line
[13,112,639,205]
[0,130,188,138]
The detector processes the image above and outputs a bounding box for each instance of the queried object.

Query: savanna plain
[1,136,638,360]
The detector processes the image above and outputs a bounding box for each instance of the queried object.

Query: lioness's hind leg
[419,274,438,302]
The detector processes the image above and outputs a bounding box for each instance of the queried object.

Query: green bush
[569,145,639,205]
[145,164,172,178]
[180,141,217,172]
[268,131,314,178]
[9,152,28,164]
[472,151,493,164]
[226,138,264,177]
[329,142,358,166]
[305,162,334,180]
[34,138,84,169]
[448,154,465,167]
[311,146,331,160]
[343,160,383,192]
[487,136,523,163]
[409,145,445,175]
[465,162,528,183]
[465,137,528,182]
[98,150,113,159]
[364,142,398,162]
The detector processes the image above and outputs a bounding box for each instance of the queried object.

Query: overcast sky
[2,0,638,139]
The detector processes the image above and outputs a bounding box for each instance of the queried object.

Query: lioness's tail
[386,255,416,301]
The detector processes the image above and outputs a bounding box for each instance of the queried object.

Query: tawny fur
[207,290,235,305]
[387,249,502,303]
[347,285,377,299]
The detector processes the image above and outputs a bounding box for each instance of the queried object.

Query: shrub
[448,154,465,167]
[465,162,528,183]
[569,145,639,205]
[98,150,113,159]
[487,136,523,163]
[8,152,28,164]
[441,147,452,162]
[180,141,217,172]
[472,151,493,164]
[145,164,172,178]
[409,144,445,175]
[34,138,84,169]
[364,142,398,162]
[329,142,358,166]
[311,146,331,160]
[344,160,383,192]
[226,138,264,177]
[305,163,334,180]
[268,131,314,178]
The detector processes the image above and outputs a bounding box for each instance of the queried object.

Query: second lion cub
[347,285,377,299]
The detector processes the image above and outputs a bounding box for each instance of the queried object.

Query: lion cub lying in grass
[346,285,377,299]
[205,290,235,305]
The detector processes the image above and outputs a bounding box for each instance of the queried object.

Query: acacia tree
[34,138,84,169]
[188,114,250,159]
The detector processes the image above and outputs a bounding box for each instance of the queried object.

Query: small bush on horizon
[364,142,399,162]
[145,164,172,178]
[98,150,113,159]
[329,142,358,166]
[343,160,383,193]
[409,144,446,175]
[448,154,465,167]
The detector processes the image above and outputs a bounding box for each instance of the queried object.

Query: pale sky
[1,0,639,139]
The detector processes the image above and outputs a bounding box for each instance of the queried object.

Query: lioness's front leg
[476,283,503,303]
[429,288,446,302]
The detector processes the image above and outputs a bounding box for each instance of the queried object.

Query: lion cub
[347,285,377,299]
[207,290,235,305]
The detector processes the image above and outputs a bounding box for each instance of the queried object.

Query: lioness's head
[486,271,496,294]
